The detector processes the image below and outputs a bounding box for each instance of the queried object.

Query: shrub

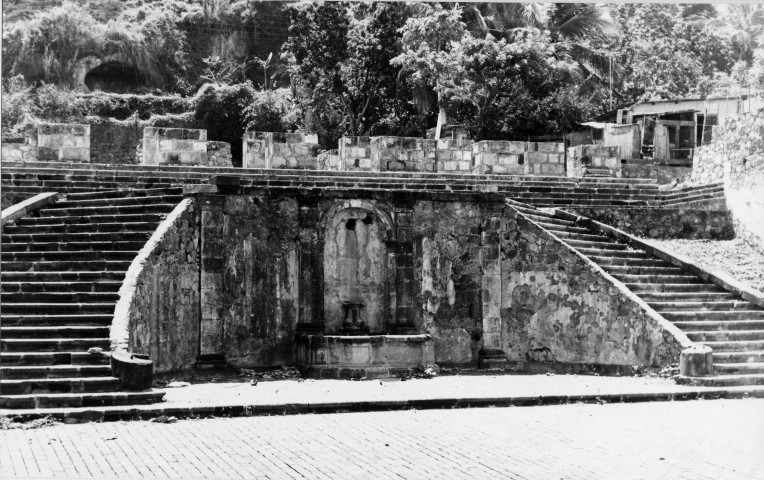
[192,82,257,166]
[244,88,299,133]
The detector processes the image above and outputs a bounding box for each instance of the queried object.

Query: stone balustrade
[142,127,207,166]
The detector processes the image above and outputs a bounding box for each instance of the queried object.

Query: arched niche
[320,201,395,334]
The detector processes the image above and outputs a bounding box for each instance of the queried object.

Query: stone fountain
[296,201,434,379]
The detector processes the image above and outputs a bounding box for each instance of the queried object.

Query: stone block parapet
[205,141,233,167]
[37,123,90,162]
[526,142,565,176]
[339,136,372,171]
[1,137,37,162]
[436,138,474,172]
[142,127,207,166]
[567,144,622,178]
[242,131,320,169]
[370,136,437,172]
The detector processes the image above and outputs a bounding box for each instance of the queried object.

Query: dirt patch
[647,238,764,293]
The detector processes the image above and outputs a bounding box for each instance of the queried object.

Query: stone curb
[2,387,763,424]
[0,192,60,226]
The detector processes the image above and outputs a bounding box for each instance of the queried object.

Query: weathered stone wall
[317,149,341,170]
[566,207,734,240]
[500,207,684,367]
[339,136,372,171]
[691,109,764,253]
[205,141,233,167]
[199,194,300,368]
[89,122,143,164]
[370,136,437,172]
[142,127,207,166]
[567,145,621,177]
[37,123,90,162]
[435,139,474,172]
[1,137,37,163]
[242,132,319,169]
[121,200,201,373]
[622,164,692,184]
[526,142,565,176]
[411,200,496,366]
[472,140,526,175]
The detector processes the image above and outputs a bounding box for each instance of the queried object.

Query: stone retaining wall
[142,127,207,166]
[566,207,734,240]
[501,207,684,367]
[37,123,90,162]
[691,109,764,254]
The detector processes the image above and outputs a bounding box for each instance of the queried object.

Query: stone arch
[319,200,396,334]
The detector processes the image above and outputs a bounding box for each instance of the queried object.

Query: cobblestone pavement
[2,399,763,480]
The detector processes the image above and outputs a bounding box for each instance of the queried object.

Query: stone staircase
[661,182,726,208]
[0,188,182,409]
[512,204,764,386]
[1,161,663,208]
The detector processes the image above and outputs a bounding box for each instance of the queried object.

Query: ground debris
[0,416,61,430]
[240,365,301,381]
[150,415,177,424]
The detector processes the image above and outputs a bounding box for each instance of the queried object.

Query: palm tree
[706,4,764,63]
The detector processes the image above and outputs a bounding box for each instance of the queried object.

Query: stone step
[686,330,764,342]
[1,221,158,235]
[662,311,764,321]
[1,231,151,244]
[1,326,111,339]
[0,377,121,395]
[525,198,653,207]
[2,161,659,183]
[546,231,612,243]
[1,241,146,252]
[602,265,685,276]
[0,271,125,282]
[0,338,111,353]
[0,390,164,409]
[5,179,177,190]
[49,195,184,209]
[648,301,757,311]
[699,339,764,351]
[0,314,114,327]
[576,248,649,259]
[0,260,132,272]
[612,274,706,285]
[590,256,669,267]
[0,351,110,366]
[636,291,735,301]
[624,283,724,293]
[5,173,197,186]
[712,350,764,363]
[37,204,176,217]
[0,250,138,262]
[674,320,764,331]
[0,281,123,294]
[66,187,184,200]
[564,239,628,250]
[522,215,577,228]
[0,365,112,380]
[1,291,118,304]
[15,213,166,226]
[664,185,724,200]
[713,363,764,375]
[679,373,764,387]
[532,223,592,235]
[0,302,115,314]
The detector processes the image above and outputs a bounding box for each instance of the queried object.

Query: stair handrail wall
[553,210,764,310]
[507,199,694,356]
[0,192,61,227]
[110,198,196,387]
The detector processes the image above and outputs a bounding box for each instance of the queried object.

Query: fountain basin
[296,334,435,379]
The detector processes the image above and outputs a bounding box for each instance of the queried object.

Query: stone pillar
[480,208,505,365]
[199,194,226,359]
[296,202,324,334]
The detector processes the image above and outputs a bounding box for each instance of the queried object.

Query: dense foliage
[3,1,764,142]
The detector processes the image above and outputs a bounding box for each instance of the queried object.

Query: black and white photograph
[0,0,763,478]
